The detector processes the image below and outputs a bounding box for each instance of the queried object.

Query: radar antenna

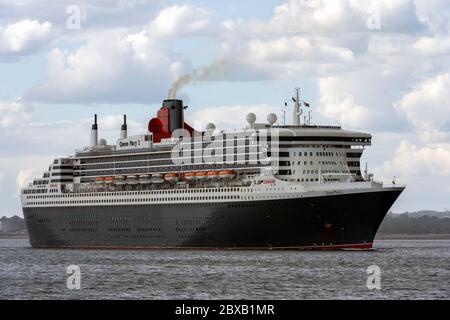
[284,87,313,126]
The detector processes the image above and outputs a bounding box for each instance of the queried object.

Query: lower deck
[23,188,403,249]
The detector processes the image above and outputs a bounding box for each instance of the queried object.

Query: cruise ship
[21,90,404,249]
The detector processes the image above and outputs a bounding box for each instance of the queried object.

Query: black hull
[23,188,403,250]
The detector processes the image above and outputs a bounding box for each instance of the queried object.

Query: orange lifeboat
[104,176,115,184]
[164,173,179,182]
[219,170,236,180]
[184,172,197,181]
[196,171,207,180]
[207,171,219,179]
[95,177,105,184]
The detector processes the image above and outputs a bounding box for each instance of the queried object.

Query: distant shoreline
[375,234,450,240]
[0,234,28,239]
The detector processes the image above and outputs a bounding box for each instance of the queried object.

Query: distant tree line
[378,213,450,234]
[0,216,26,233]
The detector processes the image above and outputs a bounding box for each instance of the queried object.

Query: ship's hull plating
[23,188,403,250]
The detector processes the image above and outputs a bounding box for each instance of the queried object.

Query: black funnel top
[162,99,184,133]
[121,114,127,130]
[92,114,98,130]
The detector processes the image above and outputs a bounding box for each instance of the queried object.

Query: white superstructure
[21,91,383,208]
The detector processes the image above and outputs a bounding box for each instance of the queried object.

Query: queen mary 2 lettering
[20,89,404,250]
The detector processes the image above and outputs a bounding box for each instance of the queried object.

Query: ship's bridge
[256,125,371,183]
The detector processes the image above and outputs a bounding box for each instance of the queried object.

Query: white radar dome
[246,113,256,125]
[267,113,277,125]
[206,123,216,131]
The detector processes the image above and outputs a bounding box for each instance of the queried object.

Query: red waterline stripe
[31,242,373,251]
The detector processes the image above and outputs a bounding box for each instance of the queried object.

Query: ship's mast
[292,87,302,126]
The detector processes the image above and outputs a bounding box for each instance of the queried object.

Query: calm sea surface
[0,239,448,299]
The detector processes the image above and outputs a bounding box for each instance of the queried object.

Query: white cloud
[412,36,450,56]
[317,77,375,129]
[216,35,358,82]
[414,0,450,33]
[249,0,423,36]
[0,19,53,56]
[149,4,213,37]
[16,168,33,192]
[0,98,34,128]
[396,73,450,141]
[247,37,354,63]
[376,140,450,178]
[20,0,448,107]
[26,29,188,104]
[214,0,439,90]
[25,4,216,104]
[0,1,167,31]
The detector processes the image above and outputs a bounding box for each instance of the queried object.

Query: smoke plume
[168,60,227,99]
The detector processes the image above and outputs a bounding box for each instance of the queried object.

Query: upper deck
[22,96,375,196]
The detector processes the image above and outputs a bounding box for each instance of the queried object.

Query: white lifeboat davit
[115,175,126,185]
[127,175,138,184]
[151,173,164,184]
[139,174,151,184]
[219,170,236,180]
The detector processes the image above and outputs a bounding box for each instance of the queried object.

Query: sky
[0,0,449,216]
